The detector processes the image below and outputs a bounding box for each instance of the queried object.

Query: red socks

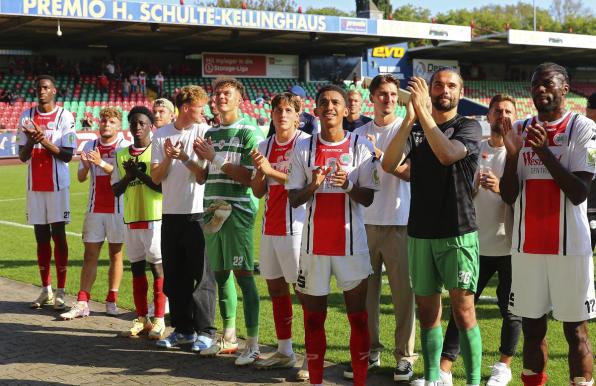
[348,311,370,386]
[522,372,548,386]
[153,277,165,318]
[52,234,68,288]
[77,290,90,302]
[272,294,293,340]
[37,242,51,286]
[303,309,327,384]
[132,275,148,317]
[105,290,118,303]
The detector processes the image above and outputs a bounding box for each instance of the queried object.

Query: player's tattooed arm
[288,167,331,208]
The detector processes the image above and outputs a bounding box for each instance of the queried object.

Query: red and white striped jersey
[18,107,76,192]
[80,137,129,214]
[258,131,309,236]
[286,132,380,256]
[512,112,596,257]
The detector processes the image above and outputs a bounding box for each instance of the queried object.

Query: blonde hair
[175,85,209,109]
[99,107,122,121]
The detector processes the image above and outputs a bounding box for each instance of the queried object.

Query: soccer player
[382,70,482,386]
[249,92,309,371]
[586,93,596,251]
[500,63,596,386]
[151,85,216,350]
[267,85,318,137]
[60,107,128,320]
[345,74,417,382]
[193,77,264,365]
[440,94,521,386]
[153,98,175,129]
[18,74,76,310]
[112,106,165,339]
[286,84,379,386]
[343,89,372,132]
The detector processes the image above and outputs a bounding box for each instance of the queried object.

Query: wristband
[99,160,107,169]
[342,179,354,193]
[197,158,209,169]
[212,154,228,170]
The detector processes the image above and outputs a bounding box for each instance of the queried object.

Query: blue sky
[297,0,596,15]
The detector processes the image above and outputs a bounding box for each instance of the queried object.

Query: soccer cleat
[191,335,213,353]
[342,352,380,379]
[119,317,152,338]
[60,302,90,320]
[296,357,309,382]
[53,288,66,310]
[487,362,512,386]
[440,370,454,386]
[255,351,296,370]
[105,301,119,316]
[199,337,239,356]
[410,380,446,386]
[394,359,414,381]
[235,346,260,366]
[572,377,595,386]
[202,200,232,234]
[156,331,197,348]
[148,318,166,340]
[30,289,54,309]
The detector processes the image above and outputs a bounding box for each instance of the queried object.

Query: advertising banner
[365,43,409,80]
[412,58,460,83]
[202,52,298,78]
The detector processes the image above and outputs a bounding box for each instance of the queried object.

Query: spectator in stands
[130,72,139,94]
[106,61,115,80]
[97,73,109,95]
[155,71,165,97]
[122,78,131,99]
[138,71,147,95]
[81,114,94,130]
[343,90,372,132]
[267,85,317,137]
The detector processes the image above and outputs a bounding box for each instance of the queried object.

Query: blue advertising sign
[0,132,18,158]
[0,0,378,35]
[364,42,412,87]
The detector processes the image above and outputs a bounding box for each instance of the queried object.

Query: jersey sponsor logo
[522,150,562,167]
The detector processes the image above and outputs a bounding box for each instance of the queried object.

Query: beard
[432,94,459,112]
[534,94,562,113]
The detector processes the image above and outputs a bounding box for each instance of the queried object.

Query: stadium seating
[571,82,596,98]
[465,81,588,118]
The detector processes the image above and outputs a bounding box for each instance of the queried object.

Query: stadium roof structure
[0,0,471,55]
[409,30,596,67]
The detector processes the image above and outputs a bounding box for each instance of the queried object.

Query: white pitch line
[0,192,86,203]
[0,220,82,237]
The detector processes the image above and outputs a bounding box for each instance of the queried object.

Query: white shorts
[510,252,596,322]
[259,234,301,283]
[125,221,162,264]
[82,212,125,243]
[296,252,372,296]
[26,190,70,225]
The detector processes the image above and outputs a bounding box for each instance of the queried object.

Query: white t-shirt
[80,136,129,214]
[286,132,380,256]
[474,139,512,256]
[511,112,596,257]
[355,117,410,226]
[258,131,309,236]
[151,122,210,214]
[18,106,76,192]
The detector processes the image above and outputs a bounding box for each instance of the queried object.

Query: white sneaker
[105,301,119,316]
[440,370,453,386]
[31,289,53,308]
[410,380,445,386]
[235,346,260,366]
[487,362,512,386]
[60,302,90,320]
[53,288,66,310]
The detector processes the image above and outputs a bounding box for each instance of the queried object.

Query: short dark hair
[533,62,569,84]
[488,94,517,112]
[128,106,155,124]
[429,68,464,88]
[315,84,348,106]
[212,77,245,98]
[587,92,596,109]
[35,74,56,87]
[369,74,400,95]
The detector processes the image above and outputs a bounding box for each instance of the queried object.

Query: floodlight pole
[533,0,536,31]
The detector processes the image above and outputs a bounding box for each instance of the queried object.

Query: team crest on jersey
[443,127,455,138]
[372,168,380,186]
[339,153,352,166]
[553,133,567,146]
[217,139,226,149]
[47,122,56,130]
